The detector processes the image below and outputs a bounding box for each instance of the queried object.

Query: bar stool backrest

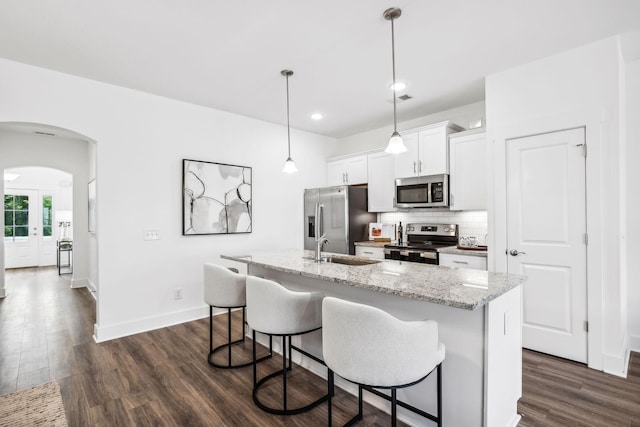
[203,263,246,308]
[322,296,445,387]
[246,276,323,335]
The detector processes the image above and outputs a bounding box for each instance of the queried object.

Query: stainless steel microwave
[394,174,449,208]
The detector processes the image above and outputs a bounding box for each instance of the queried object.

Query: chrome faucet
[314,203,329,262]
[315,235,329,262]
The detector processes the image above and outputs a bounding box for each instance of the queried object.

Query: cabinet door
[449,132,487,210]
[393,132,419,178]
[439,253,487,270]
[327,160,346,186]
[345,155,368,184]
[367,151,396,212]
[418,126,448,175]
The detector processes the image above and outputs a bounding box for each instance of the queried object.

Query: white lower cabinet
[355,246,385,260]
[439,253,487,270]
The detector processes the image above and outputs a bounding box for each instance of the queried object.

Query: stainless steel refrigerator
[304,186,376,255]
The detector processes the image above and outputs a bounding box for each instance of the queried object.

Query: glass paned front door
[4,194,30,241]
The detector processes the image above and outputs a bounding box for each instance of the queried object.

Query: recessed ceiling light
[389,81,407,92]
[310,113,323,120]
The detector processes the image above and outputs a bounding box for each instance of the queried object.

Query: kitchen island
[221,250,525,427]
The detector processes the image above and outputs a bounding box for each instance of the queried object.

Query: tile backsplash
[379,210,488,245]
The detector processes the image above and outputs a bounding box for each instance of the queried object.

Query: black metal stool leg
[437,363,443,427]
[327,370,334,427]
[252,329,257,387]
[227,308,232,367]
[282,335,288,413]
[391,388,397,427]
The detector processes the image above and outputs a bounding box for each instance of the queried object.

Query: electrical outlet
[143,229,161,241]
[174,288,183,300]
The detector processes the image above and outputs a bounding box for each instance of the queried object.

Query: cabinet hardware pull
[453,260,468,264]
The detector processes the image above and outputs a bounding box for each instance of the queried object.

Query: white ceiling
[0,0,639,138]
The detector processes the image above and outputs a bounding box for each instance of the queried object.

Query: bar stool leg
[327,370,334,427]
[437,363,443,427]
[252,330,257,387]
[282,335,288,412]
[391,388,397,427]
[227,308,232,367]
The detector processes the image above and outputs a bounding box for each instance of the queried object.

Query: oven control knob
[444,227,450,232]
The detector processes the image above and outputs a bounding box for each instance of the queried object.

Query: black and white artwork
[183,159,252,235]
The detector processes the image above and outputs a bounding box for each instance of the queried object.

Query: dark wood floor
[1,267,639,426]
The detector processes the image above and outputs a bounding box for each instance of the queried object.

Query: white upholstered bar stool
[203,263,272,369]
[246,275,328,415]
[322,297,445,427]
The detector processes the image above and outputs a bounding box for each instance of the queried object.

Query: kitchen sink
[304,256,380,266]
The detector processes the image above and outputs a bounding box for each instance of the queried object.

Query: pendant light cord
[285,73,292,158]
[391,15,398,134]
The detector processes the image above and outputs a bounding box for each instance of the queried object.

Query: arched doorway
[0,122,97,307]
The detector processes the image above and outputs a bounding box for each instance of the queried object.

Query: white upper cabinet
[393,132,419,178]
[449,129,487,211]
[327,154,368,186]
[367,151,396,212]
[394,121,464,178]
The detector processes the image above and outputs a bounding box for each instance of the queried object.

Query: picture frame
[88,179,96,234]
[182,159,252,235]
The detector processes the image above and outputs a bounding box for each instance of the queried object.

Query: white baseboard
[71,277,89,288]
[93,305,209,343]
[86,279,97,300]
[630,334,640,352]
[602,350,630,378]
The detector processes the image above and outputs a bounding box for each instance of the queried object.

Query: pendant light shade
[281,69,298,174]
[383,7,407,154]
[386,131,406,154]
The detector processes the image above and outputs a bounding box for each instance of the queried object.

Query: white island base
[237,264,522,427]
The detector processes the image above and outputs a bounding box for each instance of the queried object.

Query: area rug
[0,381,68,427]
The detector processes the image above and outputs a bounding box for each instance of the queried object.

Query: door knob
[509,249,526,256]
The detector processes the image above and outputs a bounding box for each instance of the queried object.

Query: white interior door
[506,127,588,363]
[4,190,39,268]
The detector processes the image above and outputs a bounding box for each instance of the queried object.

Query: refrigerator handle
[315,203,325,239]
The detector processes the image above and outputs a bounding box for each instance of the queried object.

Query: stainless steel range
[384,223,458,264]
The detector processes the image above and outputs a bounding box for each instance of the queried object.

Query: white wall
[625,59,640,352]
[0,58,336,341]
[486,36,628,375]
[329,101,485,157]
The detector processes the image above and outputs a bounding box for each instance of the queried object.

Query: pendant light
[281,69,298,174]
[383,7,407,154]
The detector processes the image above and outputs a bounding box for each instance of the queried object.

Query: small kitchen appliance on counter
[384,223,458,264]
[368,223,396,241]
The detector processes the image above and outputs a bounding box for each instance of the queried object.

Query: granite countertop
[438,246,488,257]
[221,250,525,311]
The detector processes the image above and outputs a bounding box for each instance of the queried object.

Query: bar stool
[246,275,327,415]
[322,297,445,426]
[203,263,271,369]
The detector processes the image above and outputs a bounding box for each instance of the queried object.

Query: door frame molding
[488,108,604,371]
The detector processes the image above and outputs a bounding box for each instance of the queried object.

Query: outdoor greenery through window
[42,195,52,237]
[4,194,29,241]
